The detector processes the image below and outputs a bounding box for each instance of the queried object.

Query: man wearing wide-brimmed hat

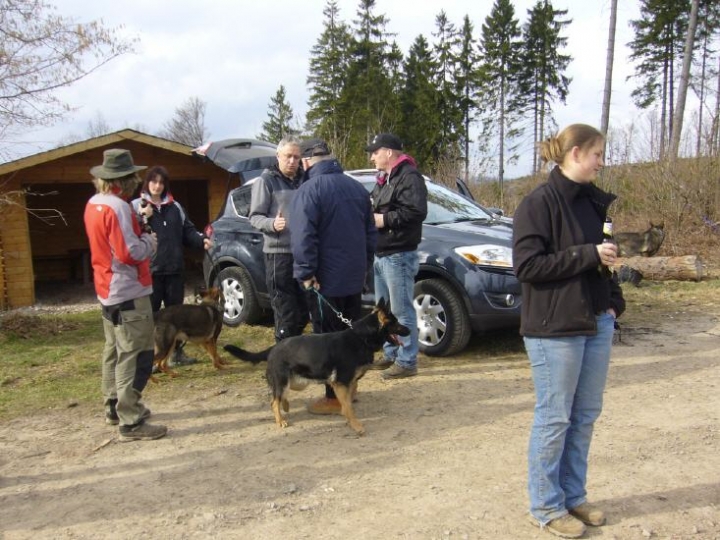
[84,148,167,442]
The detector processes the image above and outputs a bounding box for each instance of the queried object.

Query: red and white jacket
[84,193,155,306]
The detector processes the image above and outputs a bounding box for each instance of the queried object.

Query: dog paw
[349,422,366,435]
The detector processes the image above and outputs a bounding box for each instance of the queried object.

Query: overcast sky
[10,0,645,177]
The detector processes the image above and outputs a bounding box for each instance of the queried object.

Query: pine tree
[519,0,572,173]
[397,35,442,172]
[455,15,481,181]
[432,10,463,171]
[628,0,690,159]
[258,85,297,144]
[340,0,397,167]
[479,0,524,197]
[306,0,353,160]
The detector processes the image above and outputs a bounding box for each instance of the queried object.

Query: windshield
[424,183,495,224]
[361,179,495,225]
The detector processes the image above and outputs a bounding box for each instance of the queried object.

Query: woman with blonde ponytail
[513,124,626,538]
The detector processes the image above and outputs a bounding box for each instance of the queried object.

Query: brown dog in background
[615,221,665,257]
[152,287,226,378]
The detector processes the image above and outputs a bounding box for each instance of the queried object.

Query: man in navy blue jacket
[288,138,377,415]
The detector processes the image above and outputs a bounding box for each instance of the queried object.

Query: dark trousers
[306,291,362,399]
[150,273,185,312]
[265,253,309,342]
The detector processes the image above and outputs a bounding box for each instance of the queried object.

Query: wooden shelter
[0,129,239,309]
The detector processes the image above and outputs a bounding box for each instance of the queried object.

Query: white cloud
[8,0,658,177]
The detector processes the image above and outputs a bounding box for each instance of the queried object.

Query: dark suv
[203,155,521,356]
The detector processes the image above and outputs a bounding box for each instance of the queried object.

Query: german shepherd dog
[224,298,410,435]
[152,287,227,378]
[615,221,665,257]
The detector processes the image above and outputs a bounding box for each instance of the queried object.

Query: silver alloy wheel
[414,292,447,347]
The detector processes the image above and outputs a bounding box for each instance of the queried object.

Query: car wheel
[414,278,471,356]
[217,266,262,326]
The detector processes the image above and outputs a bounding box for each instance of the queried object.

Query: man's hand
[303,277,320,290]
[374,213,385,229]
[273,210,286,232]
[203,238,214,250]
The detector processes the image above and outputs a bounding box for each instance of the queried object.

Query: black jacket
[132,194,205,275]
[512,167,625,337]
[370,156,428,257]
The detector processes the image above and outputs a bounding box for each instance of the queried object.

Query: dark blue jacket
[289,159,377,297]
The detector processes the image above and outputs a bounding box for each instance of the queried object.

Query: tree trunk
[613,255,705,282]
[669,0,700,160]
[600,0,618,139]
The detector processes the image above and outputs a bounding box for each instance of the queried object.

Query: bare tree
[669,0,700,160]
[600,0,618,139]
[159,96,209,147]
[0,0,135,155]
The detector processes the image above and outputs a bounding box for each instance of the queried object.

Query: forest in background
[1,0,719,267]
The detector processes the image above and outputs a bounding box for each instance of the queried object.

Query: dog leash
[306,287,353,328]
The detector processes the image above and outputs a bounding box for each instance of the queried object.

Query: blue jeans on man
[373,250,419,369]
[524,312,615,524]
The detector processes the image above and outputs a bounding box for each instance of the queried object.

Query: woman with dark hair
[513,124,625,538]
[132,165,212,366]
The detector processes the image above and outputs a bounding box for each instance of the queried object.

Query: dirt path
[1,309,719,539]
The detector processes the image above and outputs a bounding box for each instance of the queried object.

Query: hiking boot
[306,397,342,415]
[381,363,417,380]
[105,405,151,426]
[119,422,167,442]
[368,357,394,370]
[169,348,197,367]
[105,399,119,425]
[529,513,586,538]
[569,503,606,526]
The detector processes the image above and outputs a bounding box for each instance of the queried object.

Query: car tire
[414,278,471,356]
[217,266,262,326]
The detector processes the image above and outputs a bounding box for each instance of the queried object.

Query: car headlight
[454,245,513,268]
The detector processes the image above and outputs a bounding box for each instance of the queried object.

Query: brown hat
[90,149,147,179]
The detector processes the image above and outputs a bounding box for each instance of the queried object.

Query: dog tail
[223,344,272,364]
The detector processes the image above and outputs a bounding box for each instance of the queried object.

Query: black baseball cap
[365,133,403,152]
[300,138,331,158]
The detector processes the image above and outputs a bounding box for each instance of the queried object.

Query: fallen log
[612,255,705,282]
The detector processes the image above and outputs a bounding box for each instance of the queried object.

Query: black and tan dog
[153,287,227,378]
[224,298,410,435]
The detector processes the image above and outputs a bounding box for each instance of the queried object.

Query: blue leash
[306,287,353,328]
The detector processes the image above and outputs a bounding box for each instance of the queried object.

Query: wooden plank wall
[0,141,230,308]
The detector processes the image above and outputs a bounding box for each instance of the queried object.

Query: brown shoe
[569,503,606,526]
[529,513,586,538]
[368,357,393,370]
[306,397,342,415]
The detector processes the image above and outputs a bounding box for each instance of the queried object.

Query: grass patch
[1,279,718,420]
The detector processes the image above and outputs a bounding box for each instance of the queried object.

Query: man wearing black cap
[288,138,377,415]
[365,133,427,379]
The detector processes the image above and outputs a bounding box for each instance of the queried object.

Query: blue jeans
[525,312,615,524]
[373,251,420,369]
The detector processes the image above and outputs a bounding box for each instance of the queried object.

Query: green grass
[1,278,718,421]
